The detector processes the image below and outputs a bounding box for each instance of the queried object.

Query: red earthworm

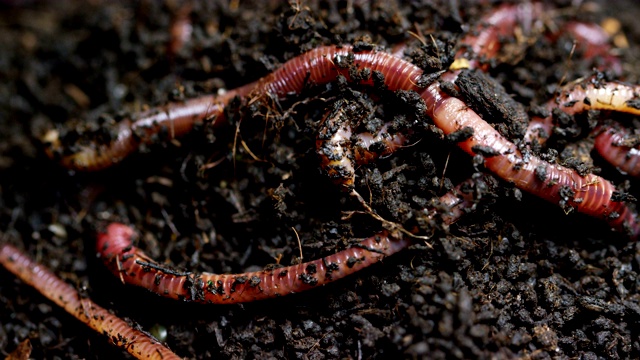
[594,126,640,177]
[96,175,488,303]
[419,81,640,238]
[457,2,545,70]
[316,99,410,188]
[43,92,242,171]
[97,223,411,303]
[168,2,193,57]
[46,46,424,171]
[391,3,545,69]
[525,78,640,145]
[0,242,182,360]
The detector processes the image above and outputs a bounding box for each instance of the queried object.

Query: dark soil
[1,1,640,359]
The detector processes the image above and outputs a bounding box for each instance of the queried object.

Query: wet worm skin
[44,94,234,171]
[0,243,182,360]
[525,79,640,146]
[420,82,640,238]
[457,2,545,70]
[97,223,411,304]
[594,126,640,178]
[46,45,424,171]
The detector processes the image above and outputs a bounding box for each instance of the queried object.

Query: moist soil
[1,1,640,359]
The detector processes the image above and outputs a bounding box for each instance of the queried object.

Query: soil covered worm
[525,78,640,146]
[316,99,411,189]
[45,46,425,171]
[420,81,640,239]
[594,126,640,178]
[0,243,182,360]
[97,224,410,303]
[96,178,487,303]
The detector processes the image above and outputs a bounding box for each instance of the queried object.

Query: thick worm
[0,243,182,360]
[420,82,640,238]
[594,126,640,178]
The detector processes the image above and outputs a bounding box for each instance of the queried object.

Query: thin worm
[458,2,545,70]
[594,126,640,177]
[316,99,410,188]
[420,81,640,238]
[0,242,182,360]
[97,223,411,303]
[392,3,545,69]
[46,46,423,171]
[95,177,488,303]
[525,78,640,145]
[422,175,498,226]
[44,93,239,171]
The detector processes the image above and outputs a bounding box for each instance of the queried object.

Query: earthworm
[96,176,487,303]
[0,242,182,360]
[456,2,545,70]
[46,46,424,171]
[316,99,410,188]
[168,2,193,57]
[43,93,239,171]
[392,2,545,69]
[525,78,640,145]
[97,223,411,303]
[562,21,623,76]
[420,81,640,238]
[594,126,640,177]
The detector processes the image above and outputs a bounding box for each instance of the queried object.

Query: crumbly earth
[1,1,640,359]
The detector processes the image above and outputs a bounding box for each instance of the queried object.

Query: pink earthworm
[456,2,545,70]
[96,176,487,303]
[43,92,241,171]
[0,242,182,360]
[594,126,640,177]
[525,78,640,145]
[46,46,424,171]
[419,81,640,239]
[391,2,545,68]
